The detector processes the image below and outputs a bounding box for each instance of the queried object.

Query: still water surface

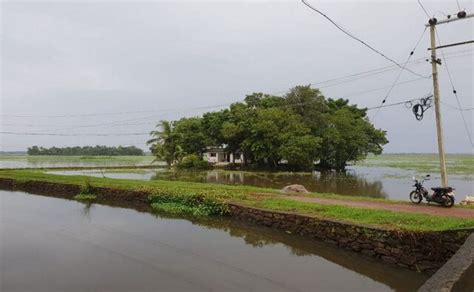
[0,190,427,291]
[48,166,473,201]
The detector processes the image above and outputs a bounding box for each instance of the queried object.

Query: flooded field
[1,154,472,201]
[0,155,157,169]
[48,165,472,201]
[0,190,427,291]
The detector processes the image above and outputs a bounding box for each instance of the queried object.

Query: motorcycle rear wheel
[409,191,422,204]
[442,195,454,208]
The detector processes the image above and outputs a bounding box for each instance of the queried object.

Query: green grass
[0,169,472,232]
[359,153,474,175]
[244,197,474,232]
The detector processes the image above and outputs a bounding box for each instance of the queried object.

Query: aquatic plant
[80,178,94,195]
[149,189,229,217]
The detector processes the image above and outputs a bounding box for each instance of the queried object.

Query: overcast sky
[1,1,473,153]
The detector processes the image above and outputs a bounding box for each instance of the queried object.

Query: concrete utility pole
[426,12,474,187]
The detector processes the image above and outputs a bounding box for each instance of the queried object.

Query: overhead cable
[301,0,428,79]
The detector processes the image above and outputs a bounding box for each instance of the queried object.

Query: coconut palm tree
[147,120,182,166]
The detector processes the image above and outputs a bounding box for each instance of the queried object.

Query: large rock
[281,184,309,194]
[460,196,474,205]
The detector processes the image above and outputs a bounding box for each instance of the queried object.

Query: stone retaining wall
[228,204,473,273]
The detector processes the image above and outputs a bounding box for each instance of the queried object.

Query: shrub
[176,154,211,170]
[149,189,229,216]
[80,178,94,194]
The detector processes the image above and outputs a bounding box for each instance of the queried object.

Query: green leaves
[149,85,388,171]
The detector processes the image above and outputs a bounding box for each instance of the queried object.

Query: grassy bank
[1,169,473,232]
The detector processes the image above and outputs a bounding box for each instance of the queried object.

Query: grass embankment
[1,169,473,232]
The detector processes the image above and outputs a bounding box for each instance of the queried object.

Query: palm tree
[147,120,180,166]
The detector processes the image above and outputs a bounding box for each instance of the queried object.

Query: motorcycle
[409,174,455,207]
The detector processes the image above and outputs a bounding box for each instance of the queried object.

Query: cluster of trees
[27,145,144,156]
[147,85,388,171]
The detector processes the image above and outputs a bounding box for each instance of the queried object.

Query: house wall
[205,151,225,163]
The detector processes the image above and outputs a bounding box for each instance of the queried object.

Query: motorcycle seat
[431,187,455,192]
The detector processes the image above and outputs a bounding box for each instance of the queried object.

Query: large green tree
[148,86,388,171]
[318,99,388,171]
[173,117,207,156]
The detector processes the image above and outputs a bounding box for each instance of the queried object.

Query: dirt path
[281,195,474,219]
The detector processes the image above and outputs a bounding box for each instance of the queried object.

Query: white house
[203,146,244,164]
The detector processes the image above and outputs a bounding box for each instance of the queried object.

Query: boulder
[281,184,309,194]
[459,196,474,205]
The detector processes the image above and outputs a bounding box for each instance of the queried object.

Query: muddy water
[48,166,473,201]
[0,190,427,291]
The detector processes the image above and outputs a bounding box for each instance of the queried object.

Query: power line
[366,95,432,111]
[417,0,431,18]
[301,0,428,79]
[372,26,428,120]
[1,75,429,132]
[0,131,149,137]
[2,49,471,121]
[441,101,474,111]
[338,76,428,98]
[435,30,473,147]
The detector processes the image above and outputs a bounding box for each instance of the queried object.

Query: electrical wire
[372,26,428,120]
[366,98,418,111]
[417,0,431,18]
[441,101,474,111]
[0,131,149,137]
[301,0,428,79]
[435,30,474,147]
[2,49,471,122]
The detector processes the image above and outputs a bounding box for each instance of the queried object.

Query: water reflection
[46,166,473,201]
[151,169,388,199]
[67,195,428,291]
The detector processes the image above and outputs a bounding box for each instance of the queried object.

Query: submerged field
[0,153,472,201]
[357,153,474,175]
[0,155,157,168]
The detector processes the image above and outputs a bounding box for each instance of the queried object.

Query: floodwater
[48,166,473,201]
[0,155,158,169]
[0,190,427,291]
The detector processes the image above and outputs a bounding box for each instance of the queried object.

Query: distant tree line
[27,145,144,156]
[147,85,388,171]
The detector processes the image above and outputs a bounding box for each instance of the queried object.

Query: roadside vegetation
[1,169,472,232]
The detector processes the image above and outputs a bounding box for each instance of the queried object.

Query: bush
[80,178,94,194]
[149,189,229,216]
[176,154,211,170]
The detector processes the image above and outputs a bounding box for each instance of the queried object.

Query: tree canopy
[147,85,388,171]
